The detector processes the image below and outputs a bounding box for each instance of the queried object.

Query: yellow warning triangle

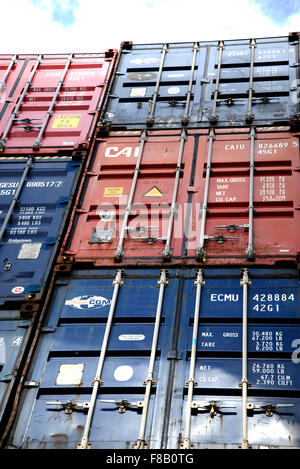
[143,186,164,197]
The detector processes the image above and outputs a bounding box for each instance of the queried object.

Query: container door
[103,43,204,130]
[185,130,300,265]
[168,267,300,449]
[67,131,196,265]
[200,37,297,127]
[0,52,116,153]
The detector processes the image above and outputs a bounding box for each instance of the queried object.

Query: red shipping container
[61,128,300,267]
[0,51,117,154]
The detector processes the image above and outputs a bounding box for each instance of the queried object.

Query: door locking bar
[0,55,17,93]
[77,270,124,450]
[181,270,204,450]
[147,44,168,126]
[240,268,251,449]
[247,403,294,417]
[182,42,199,125]
[245,39,257,123]
[46,400,90,414]
[134,269,168,449]
[210,40,225,123]
[196,128,215,262]
[162,129,187,260]
[114,130,147,262]
[245,126,256,261]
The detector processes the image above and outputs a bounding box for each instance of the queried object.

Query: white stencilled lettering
[211,293,239,302]
[105,146,140,158]
[224,144,245,151]
[200,341,216,348]
[130,57,161,65]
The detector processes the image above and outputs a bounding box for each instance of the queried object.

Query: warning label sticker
[103,187,124,197]
[52,114,81,129]
[143,186,163,197]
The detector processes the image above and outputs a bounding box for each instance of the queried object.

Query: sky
[1,0,300,53]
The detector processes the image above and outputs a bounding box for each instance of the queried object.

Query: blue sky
[250,0,299,22]
[1,0,300,53]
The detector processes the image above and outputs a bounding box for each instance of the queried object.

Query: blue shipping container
[4,267,300,450]
[101,35,299,130]
[0,156,83,306]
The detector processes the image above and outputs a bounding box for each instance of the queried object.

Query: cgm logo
[65,295,111,310]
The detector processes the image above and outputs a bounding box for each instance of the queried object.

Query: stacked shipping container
[1,34,300,450]
[0,50,118,445]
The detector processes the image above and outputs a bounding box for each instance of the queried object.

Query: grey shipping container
[99,34,300,131]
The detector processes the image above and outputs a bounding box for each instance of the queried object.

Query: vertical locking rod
[114,130,147,262]
[0,55,42,150]
[240,268,251,449]
[182,42,199,125]
[147,44,168,126]
[246,39,256,122]
[0,55,17,92]
[196,128,215,261]
[78,270,124,449]
[162,129,187,260]
[134,270,168,449]
[245,127,256,260]
[33,53,73,149]
[182,270,204,449]
[210,41,224,123]
[0,157,34,243]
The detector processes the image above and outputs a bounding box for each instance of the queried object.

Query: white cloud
[1,0,299,53]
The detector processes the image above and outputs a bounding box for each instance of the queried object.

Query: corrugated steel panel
[100,36,299,131]
[4,267,300,449]
[0,51,117,154]
[0,157,83,307]
[61,129,300,267]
